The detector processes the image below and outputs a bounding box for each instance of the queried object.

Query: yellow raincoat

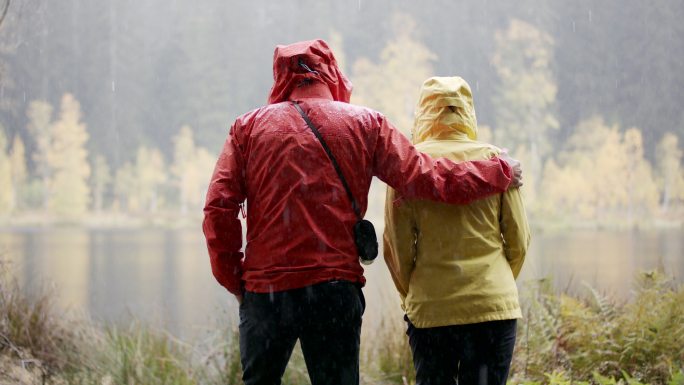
[383,77,530,328]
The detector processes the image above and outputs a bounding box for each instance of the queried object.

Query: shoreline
[0,215,681,232]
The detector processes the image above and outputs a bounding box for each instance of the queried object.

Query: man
[384,76,530,385]
[203,40,522,385]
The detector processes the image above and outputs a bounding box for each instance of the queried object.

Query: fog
[2,1,682,163]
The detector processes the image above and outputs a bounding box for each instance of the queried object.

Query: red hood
[267,39,352,104]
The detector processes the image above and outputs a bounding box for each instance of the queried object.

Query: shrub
[511,271,684,384]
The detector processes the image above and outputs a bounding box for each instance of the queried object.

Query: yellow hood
[413,76,478,144]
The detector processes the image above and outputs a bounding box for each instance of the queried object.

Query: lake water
[1,226,682,339]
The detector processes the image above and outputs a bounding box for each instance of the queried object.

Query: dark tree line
[1,0,682,170]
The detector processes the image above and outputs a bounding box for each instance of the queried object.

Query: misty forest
[1,1,683,226]
[0,1,683,385]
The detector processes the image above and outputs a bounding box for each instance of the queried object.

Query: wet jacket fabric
[203,41,514,296]
[384,77,531,328]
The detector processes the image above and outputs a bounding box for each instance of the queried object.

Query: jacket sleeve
[372,115,513,204]
[202,123,247,295]
[499,188,531,278]
[383,187,417,302]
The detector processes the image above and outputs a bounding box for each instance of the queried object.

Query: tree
[351,13,437,137]
[539,117,658,222]
[492,19,558,201]
[134,146,166,213]
[91,155,111,213]
[553,2,684,151]
[46,94,91,217]
[172,126,198,214]
[156,7,233,153]
[656,133,684,211]
[26,100,54,208]
[623,128,659,221]
[539,157,595,219]
[170,126,217,214]
[0,129,12,214]
[195,147,217,209]
[114,162,135,212]
[0,5,19,131]
[9,135,27,211]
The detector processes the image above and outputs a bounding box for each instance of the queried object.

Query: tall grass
[0,260,83,382]
[0,260,205,384]
[2,262,683,384]
[510,271,684,384]
[84,325,195,385]
[361,313,414,385]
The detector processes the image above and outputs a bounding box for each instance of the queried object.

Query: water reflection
[1,228,228,339]
[0,227,682,339]
[8,229,91,310]
[518,229,684,297]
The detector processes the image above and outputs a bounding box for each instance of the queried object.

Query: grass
[1,261,683,384]
[0,260,83,382]
[510,272,684,385]
[86,326,195,385]
[361,313,414,385]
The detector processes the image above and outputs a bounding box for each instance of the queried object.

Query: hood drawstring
[298,58,319,75]
[297,58,319,87]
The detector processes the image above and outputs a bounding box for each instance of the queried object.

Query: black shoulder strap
[292,101,361,219]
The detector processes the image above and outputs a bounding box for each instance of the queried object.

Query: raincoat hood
[267,39,352,104]
[413,76,478,144]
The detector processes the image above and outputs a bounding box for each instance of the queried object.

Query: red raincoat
[203,40,513,295]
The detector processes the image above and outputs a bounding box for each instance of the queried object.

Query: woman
[383,76,531,385]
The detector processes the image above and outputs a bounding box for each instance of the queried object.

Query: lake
[1,226,682,339]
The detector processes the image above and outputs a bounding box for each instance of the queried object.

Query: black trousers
[406,317,517,385]
[239,281,365,385]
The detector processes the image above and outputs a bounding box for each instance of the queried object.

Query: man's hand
[499,151,523,188]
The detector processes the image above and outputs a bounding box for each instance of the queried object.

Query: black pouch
[354,219,378,264]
